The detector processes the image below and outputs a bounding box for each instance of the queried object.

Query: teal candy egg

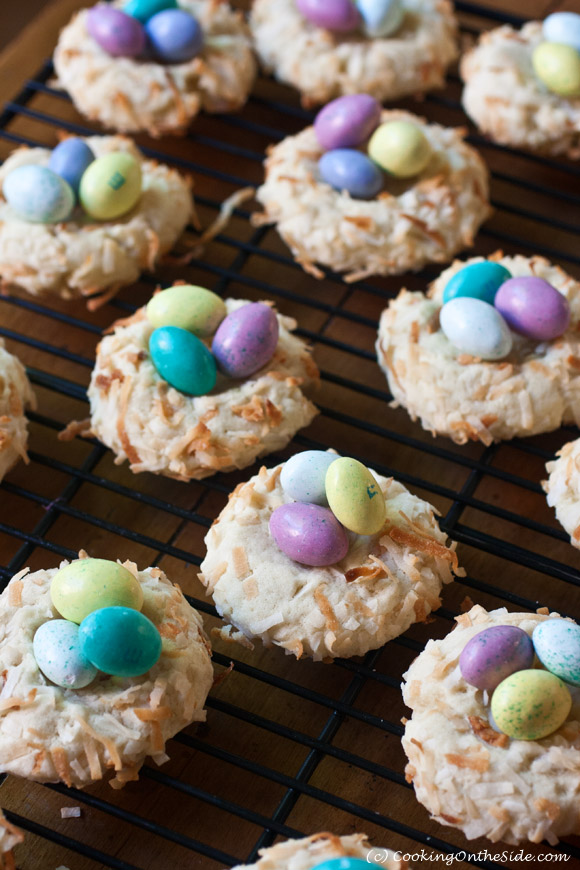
[33,620,98,689]
[149,326,217,395]
[79,606,162,678]
[533,619,580,686]
[312,860,370,870]
[123,0,177,23]
[3,165,74,223]
[146,285,226,337]
[280,450,337,505]
[443,261,512,305]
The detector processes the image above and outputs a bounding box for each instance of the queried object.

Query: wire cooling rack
[0,2,580,868]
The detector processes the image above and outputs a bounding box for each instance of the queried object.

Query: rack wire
[0,2,579,868]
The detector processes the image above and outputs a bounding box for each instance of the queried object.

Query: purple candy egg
[296,0,361,32]
[87,6,146,57]
[212,303,279,379]
[270,503,349,567]
[459,625,534,692]
[494,276,571,342]
[314,94,382,151]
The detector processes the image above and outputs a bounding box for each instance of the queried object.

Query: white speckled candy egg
[543,12,580,53]
[491,669,572,740]
[440,297,513,361]
[356,0,404,37]
[533,619,580,686]
[33,619,98,689]
[280,451,337,505]
[3,165,74,223]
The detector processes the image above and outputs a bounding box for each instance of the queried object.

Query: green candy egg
[368,120,432,178]
[491,669,572,741]
[124,0,177,23]
[51,558,144,624]
[146,285,227,337]
[325,457,386,535]
[79,152,142,221]
[532,42,580,98]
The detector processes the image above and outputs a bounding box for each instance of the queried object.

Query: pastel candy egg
[355,0,404,37]
[494,276,570,341]
[442,261,512,306]
[33,620,98,690]
[368,120,431,178]
[212,303,279,378]
[325,457,386,535]
[3,166,74,224]
[123,0,177,24]
[145,9,204,63]
[312,860,370,870]
[48,138,95,197]
[79,152,142,221]
[79,606,162,678]
[280,451,337,505]
[146,285,226,337]
[533,619,580,686]
[86,6,146,57]
[532,42,580,98]
[543,12,580,53]
[319,149,383,199]
[440,297,513,361]
[459,625,534,692]
[149,326,217,395]
[314,95,382,151]
[269,503,349,567]
[296,0,361,32]
[491,669,572,740]
[51,558,144,624]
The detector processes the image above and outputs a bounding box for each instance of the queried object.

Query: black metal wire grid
[0,2,579,868]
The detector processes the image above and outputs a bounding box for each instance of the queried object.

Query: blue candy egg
[543,12,580,53]
[533,619,580,687]
[355,0,404,37]
[280,450,337,505]
[33,620,98,689]
[49,138,95,196]
[312,860,370,870]
[149,326,216,395]
[79,606,162,678]
[443,261,512,306]
[212,302,279,378]
[3,165,74,223]
[145,9,203,63]
[319,149,383,199]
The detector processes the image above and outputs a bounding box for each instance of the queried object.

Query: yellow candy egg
[51,558,144,624]
[491,669,572,741]
[532,42,580,98]
[146,285,227,337]
[325,457,386,535]
[368,121,432,178]
[79,152,142,221]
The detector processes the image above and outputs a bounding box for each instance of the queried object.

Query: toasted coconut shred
[231,832,410,870]
[544,437,580,549]
[0,341,34,483]
[402,604,580,845]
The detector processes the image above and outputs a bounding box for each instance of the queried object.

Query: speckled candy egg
[533,619,580,686]
[145,9,203,63]
[491,669,572,740]
[296,0,361,31]
[442,261,512,306]
[368,120,432,178]
[312,860,370,870]
[86,6,146,57]
[124,0,177,24]
[314,95,382,151]
[33,620,98,690]
[149,326,217,395]
[319,149,383,199]
[459,625,534,692]
[3,166,74,224]
[49,138,95,197]
[494,276,570,342]
[211,303,279,378]
[543,13,580,53]
[146,285,226,337]
[440,297,513,361]
[325,457,386,535]
[79,606,162,678]
[280,450,337,505]
[270,503,349,567]
[532,42,580,98]
[355,0,404,37]
[79,152,142,221]
[51,558,144,624]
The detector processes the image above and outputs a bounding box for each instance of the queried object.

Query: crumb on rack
[60,807,81,819]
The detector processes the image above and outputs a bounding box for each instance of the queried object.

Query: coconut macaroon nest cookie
[0,553,213,789]
[255,106,491,281]
[231,832,410,870]
[544,437,580,549]
[250,0,457,108]
[377,253,580,445]
[199,450,461,660]
[54,0,257,136]
[0,342,34,483]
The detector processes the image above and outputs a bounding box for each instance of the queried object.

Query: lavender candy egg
[145,9,203,63]
[49,138,95,197]
[459,625,534,692]
[296,0,361,32]
[319,149,383,199]
[87,6,146,57]
[270,503,349,567]
[494,276,571,342]
[212,303,279,378]
[314,95,382,151]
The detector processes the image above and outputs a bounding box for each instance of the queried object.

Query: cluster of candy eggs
[146,284,279,396]
[269,451,386,567]
[460,618,580,740]
[33,558,162,689]
[297,0,404,39]
[3,137,142,224]
[87,0,203,64]
[532,12,580,99]
[314,94,432,200]
[438,261,571,361]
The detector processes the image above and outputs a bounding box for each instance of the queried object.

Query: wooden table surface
[1,1,580,869]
